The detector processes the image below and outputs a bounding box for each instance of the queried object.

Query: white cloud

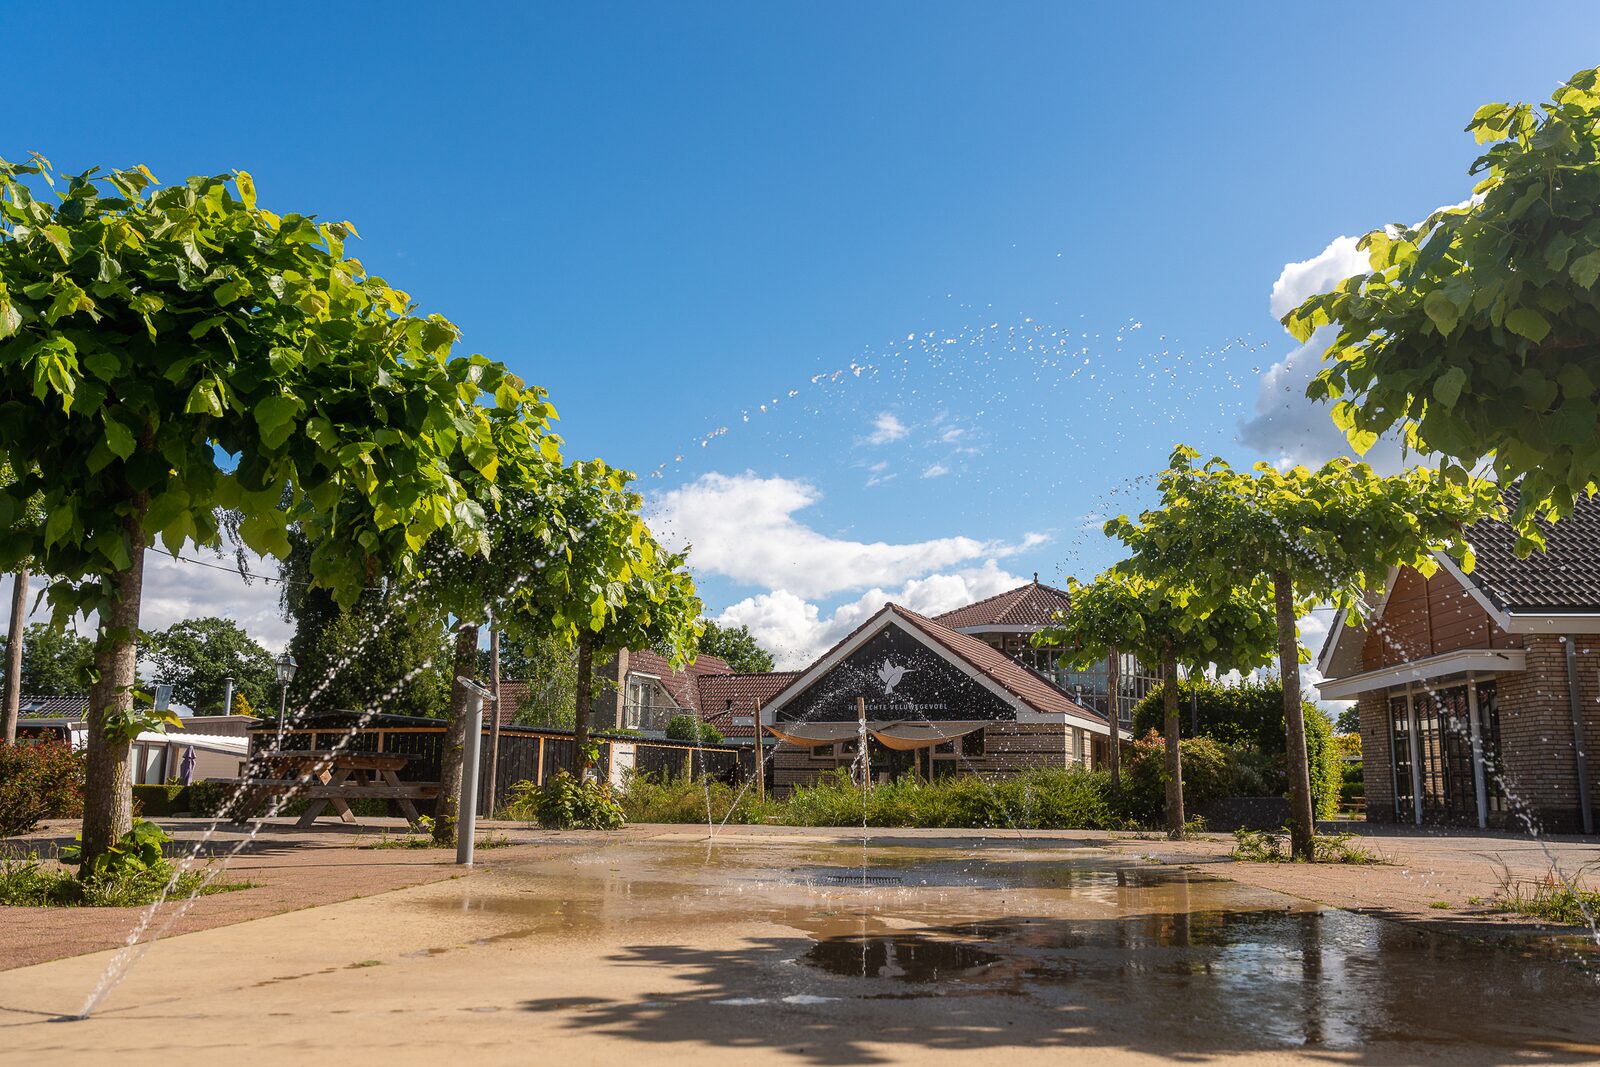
[17,547,290,651]
[921,464,949,479]
[718,561,1029,668]
[865,412,908,444]
[649,471,1031,599]
[1238,235,1402,470]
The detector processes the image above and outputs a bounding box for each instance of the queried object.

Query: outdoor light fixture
[275,652,297,748]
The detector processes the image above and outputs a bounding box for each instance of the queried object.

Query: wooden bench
[212,750,441,829]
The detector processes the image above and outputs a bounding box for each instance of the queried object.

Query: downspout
[1563,636,1594,835]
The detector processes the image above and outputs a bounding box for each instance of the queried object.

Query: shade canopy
[764,719,987,751]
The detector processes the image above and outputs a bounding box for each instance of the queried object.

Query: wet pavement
[3,832,1599,1064]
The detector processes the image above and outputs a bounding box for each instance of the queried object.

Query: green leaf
[1571,250,1600,289]
[183,379,224,417]
[1433,366,1468,407]
[103,416,136,460]
[1422,290,1461,335]
[0,301,21,339]
[253,395,301,450]
[1505,307,1551,343]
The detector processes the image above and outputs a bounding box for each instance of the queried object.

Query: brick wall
[1356,635,1600,833]
[1493,635,1600,834]
[1356,692,1395,823]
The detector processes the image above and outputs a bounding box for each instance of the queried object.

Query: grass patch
[1428,900,1451,909]
[1493,867,1600,927]
[0,851,251,908]
[1230,828,1381,865]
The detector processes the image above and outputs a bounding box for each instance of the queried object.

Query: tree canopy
[0,622,94,696]
[1107,447,1498,621]
[692,619,775,674]
[1038,570,1279,678]
[138,616,274,716]
[0,157,541,864]
[1283,66,1600,542]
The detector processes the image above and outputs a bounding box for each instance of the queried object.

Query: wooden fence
[247,717,753,815]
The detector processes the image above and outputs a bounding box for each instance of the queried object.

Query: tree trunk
[1162,645,1184,839]
[80,510,147,871]
[571,630,596,778]
[1275,570,1316,861]
[3,565,26,745]
[485,626,503,815]
[434,623,480,845]
[1106,651,1121,788]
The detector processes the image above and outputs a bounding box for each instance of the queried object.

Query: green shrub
[187,780,234,817]
[619,773,770,824]
[1226,748,1283,796]
[132,784,191,817]
[1119,730,1236,826]
[665,714,723,743]
[0,740,85,836]
[61,819,169,879]
[507,771,626,830]
[1303,707,1341,820]
[620,765,1123,830]
[1131,678,1288,751]
[0,849,248,907]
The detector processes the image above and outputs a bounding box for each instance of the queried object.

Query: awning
[765,720,988,750]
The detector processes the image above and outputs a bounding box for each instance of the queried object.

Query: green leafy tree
[0,621,95,697]
[500,630,579,728]
[0,158,520,865]
[692,619,775,674]
[414,411,560,845]
[1106,447,1497,858]
[1036,569,1278,837]
[1333,705,1360,736]
[138,616,274,715]
[1,460,43,742]
[278,529,454,720]
[1284,66,1600,541]
[501,460,701,777]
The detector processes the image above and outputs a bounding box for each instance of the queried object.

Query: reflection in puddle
[802,934,1000,981]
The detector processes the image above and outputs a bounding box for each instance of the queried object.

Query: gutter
[1564,636,1595,835]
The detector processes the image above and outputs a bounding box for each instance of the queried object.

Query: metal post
[754,699,766,802]
[455,676,494,867]
[220,675,235,719]
[1564,637,1595,835]
[485,627,504,817]
[277,683,288,750]
[1465,672,1489,830]
[1405,685,1424,827]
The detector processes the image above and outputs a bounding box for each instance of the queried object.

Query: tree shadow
[519,908,1600,1065]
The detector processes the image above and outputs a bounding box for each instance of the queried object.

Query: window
[811,744,835,760]
[961,730,985,757]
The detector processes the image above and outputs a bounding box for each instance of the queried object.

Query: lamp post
[274,652,297,749]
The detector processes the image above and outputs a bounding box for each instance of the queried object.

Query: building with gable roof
[1315,489,1600,833]
[576,578,1147,790]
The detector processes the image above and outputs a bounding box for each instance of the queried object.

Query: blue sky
[14,2,1600,665]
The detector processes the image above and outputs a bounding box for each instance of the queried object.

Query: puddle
[801,933,1001,981]
[415,838,1600,1056]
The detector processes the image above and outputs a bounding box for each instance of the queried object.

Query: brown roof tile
[1463,486,1600,614]
[933,580,1073,631]
[697,672,801,736]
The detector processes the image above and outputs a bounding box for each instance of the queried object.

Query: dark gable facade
[773,624,1017,726]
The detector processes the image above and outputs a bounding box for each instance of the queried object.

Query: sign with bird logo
[772,621,1016,725]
